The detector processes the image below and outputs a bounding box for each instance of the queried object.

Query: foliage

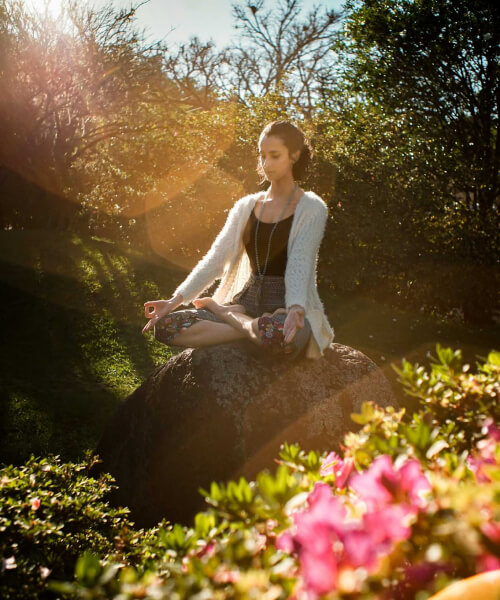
[318,0,500,324]
[1,345,499,599]
[0,229,180,466]
[345,344,500,465]
[1,0,498,325]
[0,452,144,599]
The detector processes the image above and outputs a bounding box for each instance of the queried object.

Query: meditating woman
[142,120,334,360]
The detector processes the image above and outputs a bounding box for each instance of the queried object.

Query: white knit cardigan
[173,190,335,359]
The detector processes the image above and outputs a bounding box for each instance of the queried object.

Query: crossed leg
[192,297,263,345]
[166,318,249,348]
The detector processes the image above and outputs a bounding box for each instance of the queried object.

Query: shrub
[1,345,499,599]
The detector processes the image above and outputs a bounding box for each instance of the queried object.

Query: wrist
[170,293,184,308]
[288,304,305,315]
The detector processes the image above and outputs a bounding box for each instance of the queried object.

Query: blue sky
[97,0,346,48]
[30,0,346,48]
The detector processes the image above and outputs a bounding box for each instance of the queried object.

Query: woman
[142,120,334,360]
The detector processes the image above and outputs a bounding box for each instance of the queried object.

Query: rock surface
[89,341,398,528]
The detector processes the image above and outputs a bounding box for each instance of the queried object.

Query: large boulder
[89,341,398,528]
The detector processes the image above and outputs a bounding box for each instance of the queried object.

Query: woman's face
[258,134,299,182]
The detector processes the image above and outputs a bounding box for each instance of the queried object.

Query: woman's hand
[282,305,305,345]
[142,297,179,334]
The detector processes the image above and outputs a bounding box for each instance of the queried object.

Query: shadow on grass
[0,229,183,466]
[0,228,498,466]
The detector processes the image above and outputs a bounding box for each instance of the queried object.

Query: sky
[26,0,347,49]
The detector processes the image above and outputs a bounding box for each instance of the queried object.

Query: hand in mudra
[281,306,305,345]
[142,299,175,334]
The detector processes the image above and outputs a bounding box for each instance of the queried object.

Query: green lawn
[0,228,497,467]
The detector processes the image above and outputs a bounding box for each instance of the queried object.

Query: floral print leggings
[154,274,312,361]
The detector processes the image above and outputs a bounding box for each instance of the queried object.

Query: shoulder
[300,191,328,219]
[227,191,262,215]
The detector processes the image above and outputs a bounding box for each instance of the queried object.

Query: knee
[256,313,311,357]
[154,311,201,345]
[256,314,285,352]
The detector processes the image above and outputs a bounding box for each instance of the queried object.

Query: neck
[267,177,297,204]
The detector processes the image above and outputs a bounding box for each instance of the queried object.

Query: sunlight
[23,0,65,18]
[141,100,244,270]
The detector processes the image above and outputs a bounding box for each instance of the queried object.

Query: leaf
[426,439,449,459]
[75,552,102,584]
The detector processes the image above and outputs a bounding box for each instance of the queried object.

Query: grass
[0,228,498,466]
[0,229,180,466]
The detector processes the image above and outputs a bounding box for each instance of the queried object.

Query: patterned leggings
[154,273,312,361]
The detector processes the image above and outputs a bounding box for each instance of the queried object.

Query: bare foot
[193,297,246,315]
[192,297,221,314]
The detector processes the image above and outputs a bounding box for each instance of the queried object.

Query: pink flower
[477,553,500,572]
[480,520,500,543]
[467,425,499,483]
[363,503,414,545]
[266,518,279,535]
[213,565,241,583]
[277,483,346,595]
[276,530,295,554]
[276,459,432,598]
[341,528,379,570]
[299,540,338,596]
[320,452,355,489]
[31,498,40,511]
[483,417,500,441]
[392,561,455,600]
[349,455,431,511]
[183,539,216,571]
[276,482,408,596]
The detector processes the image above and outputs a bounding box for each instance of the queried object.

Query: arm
[285,203,328,312]
[172,199,243,306]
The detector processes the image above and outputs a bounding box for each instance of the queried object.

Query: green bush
[0,452,176,599]
[1,345,499,599]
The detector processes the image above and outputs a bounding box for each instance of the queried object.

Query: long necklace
[253,182,298,305]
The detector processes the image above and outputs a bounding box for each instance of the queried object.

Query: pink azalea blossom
[467,424,499,482]
[320,451,355,488]
[349,455,431,511]
[390,561,455,600]
[276,529,295,554]
[276,481,412,596]
[363,503,414,545]
[483,417,500,441]
[340,528,379,570]
[480,520,500,543]
[213,566,241,583]
[477,552,500,572]
[266,518,279,533]
[31,497,40,511]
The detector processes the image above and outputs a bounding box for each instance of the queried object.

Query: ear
[291,149,301,163]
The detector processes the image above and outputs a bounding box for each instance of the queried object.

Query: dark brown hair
[256,120,313,184]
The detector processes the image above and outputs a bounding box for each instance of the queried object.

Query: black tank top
[243,209,294,276]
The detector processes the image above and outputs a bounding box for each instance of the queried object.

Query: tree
[227,0,343,117]
[0,0,174,196]
[162,36,232,108]
[333,0,499,258]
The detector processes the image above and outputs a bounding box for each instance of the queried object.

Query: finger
[284,327,296,344]
[144,304,156,317]
[142,313,160,334]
